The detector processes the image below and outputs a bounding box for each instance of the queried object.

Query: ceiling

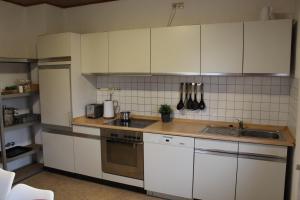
[3,0,117,8]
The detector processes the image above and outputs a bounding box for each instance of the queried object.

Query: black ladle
[192,83,199,110]
[176,83,184,110]
[199,83,206,110]
[184,83,189,109]
[187,83,194,110]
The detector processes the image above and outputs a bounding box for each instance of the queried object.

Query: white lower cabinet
[236,143,287,200]
[144,133,194,199]
[73,125,102,179]
[42,131,75,172]
[193,139,238,200]
[74,137,102,179]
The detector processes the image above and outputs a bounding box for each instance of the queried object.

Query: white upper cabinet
[243,19,292,75]
[37,32,73,59]
[81,32,109,74]
[151,25,201,74]
[108,28,150,73]
[201,23,243,74]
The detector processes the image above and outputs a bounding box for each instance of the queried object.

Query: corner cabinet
[108,28,150,74]
[243,19,292,75]
[236,143,287,200]
[151,25,201,74]
[201,22,243,74]
[81,32,109,74]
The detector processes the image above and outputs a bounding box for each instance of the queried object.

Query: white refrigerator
[39,65,72,128]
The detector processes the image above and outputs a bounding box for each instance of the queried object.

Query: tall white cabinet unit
[37,32,96,121]
[151,25,201,74]
[144,133,194,199]
[108,29,150,73]
[201,22,243,74]
[81,32,109,74]
[236,143,287,200]
[243,19,292,75]
[38,33,97,172]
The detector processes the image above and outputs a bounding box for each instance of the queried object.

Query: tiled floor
[23,172,160,200]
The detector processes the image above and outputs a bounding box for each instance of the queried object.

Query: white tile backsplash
[288,78,298,136]
[97,75,291,126]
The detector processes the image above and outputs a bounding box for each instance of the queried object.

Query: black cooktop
[106,119,157,128]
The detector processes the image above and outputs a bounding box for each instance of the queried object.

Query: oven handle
[101,136,143,145]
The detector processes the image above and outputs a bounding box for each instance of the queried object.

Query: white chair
[6,184,54,200]
[0,168,15,200]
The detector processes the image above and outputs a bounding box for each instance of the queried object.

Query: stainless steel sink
[239,129,281,139]
[202,127,240,137]
[202,126,282,140]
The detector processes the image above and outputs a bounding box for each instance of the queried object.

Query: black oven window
[107,140,137,167]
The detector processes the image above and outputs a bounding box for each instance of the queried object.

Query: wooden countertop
[72,116,295,147]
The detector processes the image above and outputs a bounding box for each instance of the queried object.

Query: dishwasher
[144,133,194,199]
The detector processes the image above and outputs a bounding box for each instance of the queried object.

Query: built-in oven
[101,128,144,180]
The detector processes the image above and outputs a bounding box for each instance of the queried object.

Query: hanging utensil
[199,83,206,110]
[176,83,184,110]
[184,83,189,109]
[187,83,194,110]
[192,83,199,110]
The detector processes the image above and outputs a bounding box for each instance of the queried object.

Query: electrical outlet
[172,2,184,9]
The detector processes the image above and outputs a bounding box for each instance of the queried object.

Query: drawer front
[73,125,100,136]
[239,143,287,158]
[195,139,238,153]
[144,133,194,148]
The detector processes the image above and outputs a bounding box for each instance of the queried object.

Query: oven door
[101,137,144,180]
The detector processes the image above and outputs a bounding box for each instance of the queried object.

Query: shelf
[4,119,40,132]
[14,163,44,183]
[1,92,38,100]
[6,144,42,163]
[0,57,37,63]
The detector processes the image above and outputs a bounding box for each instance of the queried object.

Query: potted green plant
[159,104,173,123]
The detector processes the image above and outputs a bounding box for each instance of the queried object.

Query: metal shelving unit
[0,59,43,180]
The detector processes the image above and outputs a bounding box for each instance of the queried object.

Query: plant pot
[161,114,171,123]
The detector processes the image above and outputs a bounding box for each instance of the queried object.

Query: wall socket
[172,2,184,9]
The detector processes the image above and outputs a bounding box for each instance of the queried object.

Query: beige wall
[0,1,64,58]
[63,0,295,33]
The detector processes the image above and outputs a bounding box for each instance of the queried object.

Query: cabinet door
[243,19,292,75]
[39,68,72,127]
[109,29,150,73]
[151,25,200,74]
[74,137,102,178]
[42,132,75,172]
[201,23,243,74]
[81,32,108,74]
[236,157,286,200]
[193,151,237,200]
[144,133,194,198]
[37,33,71,59]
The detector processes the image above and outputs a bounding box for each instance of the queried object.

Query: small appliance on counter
[103,100,114,118]
[3,106,16,126]
[120,111,131,122]
[86,104,103,119]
